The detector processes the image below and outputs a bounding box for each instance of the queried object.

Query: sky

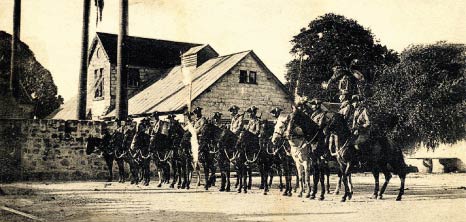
[1,0,465,102]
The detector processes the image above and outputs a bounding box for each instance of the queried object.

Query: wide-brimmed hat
[192,107,203,114]
[150,111,160,117]
[228,105,240,112]
[309,98,322,105]
[246,106,258,114]
[270,107,282,116]
[352,95,366,103]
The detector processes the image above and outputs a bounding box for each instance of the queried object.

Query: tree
[371,42,466,150]
[286,13,399,101]
[0,31,63,118]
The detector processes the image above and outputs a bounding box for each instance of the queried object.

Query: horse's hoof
[371,194,378,199]
[170,184,175,188]
[237,189,242,193]
[259,185,264,189]
[327,191,331,194]
[298,193,303,198]
[396,196,402,201]
[282,192,288,196]
[348,192,353,200]
[186,186,190,190]
[263,192,267,195]
[306,193,311,199]
[288,192,292,197]
[334,191,340,195]
[377,195,383,200]
[157,184,162,188]
[341,198,346,202]
[280,188,283,192]
[219,188,225,192]
[226,187,230,192]
[247,186,251,190]
[319,196,325,201]
[309,194,315,200]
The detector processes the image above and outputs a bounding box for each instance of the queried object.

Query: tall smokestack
[115,0,129,120]
[9,0,21,98]
[76,0,91,120]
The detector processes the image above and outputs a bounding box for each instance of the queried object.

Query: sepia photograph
[0,0,465,221]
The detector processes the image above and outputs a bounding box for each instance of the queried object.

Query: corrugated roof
[95,32,201,68]
[106,50,251,116]
[48,96,78,119]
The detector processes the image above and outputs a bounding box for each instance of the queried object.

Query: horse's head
[86,136,100,155]
[272,115,289,144]
[322,112,350,137]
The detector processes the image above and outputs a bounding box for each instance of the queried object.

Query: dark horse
[195,119,223,190]
[324,112,407,201]
[130,120,152,186]
[216,126,238,192]
[86,132,124,182]
[149,119,186,188]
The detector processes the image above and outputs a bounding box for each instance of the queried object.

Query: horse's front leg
[104,156,114,182]
[334,171,342,195]
[116,158,125,183]
[295,165,304,197]
[304,161,311,198]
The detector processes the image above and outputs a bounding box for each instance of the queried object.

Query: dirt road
[1,173,466,222]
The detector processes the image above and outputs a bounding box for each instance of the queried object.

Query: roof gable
[92,32,202,68]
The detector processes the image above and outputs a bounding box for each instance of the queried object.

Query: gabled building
[50,33,293,121]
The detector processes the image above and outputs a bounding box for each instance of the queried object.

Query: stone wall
[0,119,130,181]
[192,53,293,120]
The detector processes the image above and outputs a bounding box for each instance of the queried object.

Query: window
[239,70,257,84]
[128,68,140,88]
[94,68,104,99]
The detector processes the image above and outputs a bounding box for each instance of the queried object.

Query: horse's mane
[289,109,319,139]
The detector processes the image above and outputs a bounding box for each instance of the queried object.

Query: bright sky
[1,0,465,102]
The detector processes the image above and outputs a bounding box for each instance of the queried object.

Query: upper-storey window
[239,70,257,84]
[128,68,141,88]
[94,68,104,99]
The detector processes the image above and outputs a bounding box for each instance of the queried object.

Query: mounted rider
[229,105,244,135]
[321,60,366,97]
[351,95,371,152]
[245,106,261,136]
[192,107,208,136]
[338,91,355,127]
[309,98,326,128]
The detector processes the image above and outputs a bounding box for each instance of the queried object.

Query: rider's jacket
[310,108,326,128]
[246,117,261,136]
[339,101,354,123]
[230,113,244,134]
[352,106,370,131]
[193,116,207,135]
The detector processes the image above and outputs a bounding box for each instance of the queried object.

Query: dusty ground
[1,173,466,222]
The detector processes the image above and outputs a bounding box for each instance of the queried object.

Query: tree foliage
[286,13,399,101]
[0,31,63,118]
[371,42,466,149]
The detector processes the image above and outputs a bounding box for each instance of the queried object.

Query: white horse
[271,114,312,198]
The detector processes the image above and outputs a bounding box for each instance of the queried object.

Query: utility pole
[115,0,129,120]
[76,0,91,120]
[10,0,21,98]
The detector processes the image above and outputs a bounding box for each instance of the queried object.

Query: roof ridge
[217,50,252,58]
[96,32,202,46]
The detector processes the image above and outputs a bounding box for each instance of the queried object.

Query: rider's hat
[167,114,176,120]
[309,98,322,105]
[192,107,203,115]
[151,111,160,117]
[228,105,240,113]
[246,106,258,114]
[270,107,282,116]
[351,95,363,103]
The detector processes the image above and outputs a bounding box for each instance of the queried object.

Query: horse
[265,117,294,196]
[216,125,238,192]
[86,132,120,182]
[324,112,407,201]
[150,119,186,188]
[271,108,329,200]
[130,119,152,186]
[108,128,139,183]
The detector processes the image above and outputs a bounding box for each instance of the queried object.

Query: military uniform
[230,113,244,134]
[246,117,261,135]
[352,105,370,146]
[310,108,326,128]
[339,100,354,123]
